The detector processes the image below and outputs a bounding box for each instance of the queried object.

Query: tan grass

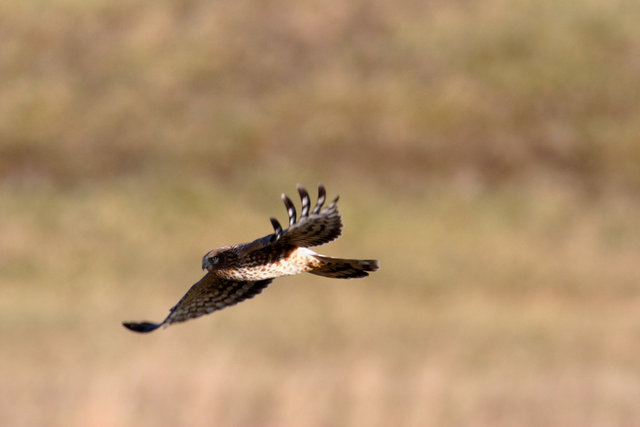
[2,179,640,426]
[2,0,640,425]
[2,0,640,189]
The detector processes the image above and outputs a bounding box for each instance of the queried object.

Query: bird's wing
[249,184,342,252]
[122,273,273,333]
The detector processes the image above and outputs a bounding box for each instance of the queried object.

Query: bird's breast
[216,247,318,281]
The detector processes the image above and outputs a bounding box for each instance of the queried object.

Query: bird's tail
[309,255,379,279]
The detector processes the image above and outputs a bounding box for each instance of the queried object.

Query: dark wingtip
[270,217,283,232]
[281,193,297,226]
[312,184,327,214]
[122,321,162,333]
[297,185,311,216]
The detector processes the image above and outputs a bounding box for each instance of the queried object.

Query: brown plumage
[122,184,379,333]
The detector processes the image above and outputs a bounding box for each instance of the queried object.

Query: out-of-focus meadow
[2,0,640,426]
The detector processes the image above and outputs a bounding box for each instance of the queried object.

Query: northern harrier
[123,184,378,333]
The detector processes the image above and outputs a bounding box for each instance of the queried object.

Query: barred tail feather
[280,184,343,247]
[309,255,379,279]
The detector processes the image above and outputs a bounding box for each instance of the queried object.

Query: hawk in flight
[123,184,378,333]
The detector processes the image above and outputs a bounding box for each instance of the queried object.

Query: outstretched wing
[122,273,273,333]
[267,184,342,248]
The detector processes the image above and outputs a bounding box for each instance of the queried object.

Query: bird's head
[202,247,229,271]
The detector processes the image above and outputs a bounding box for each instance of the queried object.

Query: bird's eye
[210,255,219,264]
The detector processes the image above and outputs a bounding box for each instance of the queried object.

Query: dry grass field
[2,0,640,426]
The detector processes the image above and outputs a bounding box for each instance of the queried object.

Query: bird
[122,184,379,333]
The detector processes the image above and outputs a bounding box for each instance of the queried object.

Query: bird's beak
[202,260,207,270]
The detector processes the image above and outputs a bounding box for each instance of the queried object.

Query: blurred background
[2,0,640,425]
